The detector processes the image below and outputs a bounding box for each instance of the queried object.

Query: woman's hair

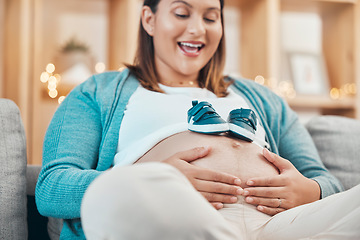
[126,0,229,97]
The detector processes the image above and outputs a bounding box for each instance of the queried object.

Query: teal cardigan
[35,69,343,239]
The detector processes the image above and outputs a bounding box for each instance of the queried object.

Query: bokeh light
[46,63,56,74]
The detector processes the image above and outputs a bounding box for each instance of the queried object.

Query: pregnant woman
[36,0,359,239]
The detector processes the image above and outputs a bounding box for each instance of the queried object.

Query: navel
[231,140,243,149]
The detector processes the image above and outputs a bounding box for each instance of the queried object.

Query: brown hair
[126,0,230,97]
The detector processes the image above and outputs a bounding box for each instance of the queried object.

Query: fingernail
[231,196,238,202]
[247,180,254,185]
[246,197,253,203]
[243,190,249,195]
[236,188,243,195]
[258,206,264,211]
[234,178,241,185]
[216,203,223,209]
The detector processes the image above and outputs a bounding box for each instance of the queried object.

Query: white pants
[81,163,360,240]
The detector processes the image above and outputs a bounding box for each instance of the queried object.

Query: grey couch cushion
[0,99,27,239]
[306,115,360,190]
[26,164,41,196]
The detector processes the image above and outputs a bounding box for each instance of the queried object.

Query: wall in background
[0,0,4,97]
[223,6,241,78]
[222,7,327,123]
[31,0,109,164]
[2,0,109,164]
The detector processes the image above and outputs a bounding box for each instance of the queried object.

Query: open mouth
[178,42,205,55]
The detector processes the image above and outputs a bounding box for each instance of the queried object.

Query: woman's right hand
[162,146,243,210]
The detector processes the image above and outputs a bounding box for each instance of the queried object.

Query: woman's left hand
[243,148,321,216]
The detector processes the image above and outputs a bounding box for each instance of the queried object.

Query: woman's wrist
[308,179,322,202]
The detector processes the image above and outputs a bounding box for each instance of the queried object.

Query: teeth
[180,42,203,48]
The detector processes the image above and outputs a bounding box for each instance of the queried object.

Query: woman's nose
[187,16,206,36]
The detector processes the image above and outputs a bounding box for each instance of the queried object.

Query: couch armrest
[0,99,27,239]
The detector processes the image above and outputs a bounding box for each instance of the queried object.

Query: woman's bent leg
[259,184,360,240]
[81,162,238,240]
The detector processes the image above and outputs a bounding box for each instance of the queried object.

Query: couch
[0,99,61,240]
[1,98,360,239]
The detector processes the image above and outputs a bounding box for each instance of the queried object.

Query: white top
[113,84,268,167]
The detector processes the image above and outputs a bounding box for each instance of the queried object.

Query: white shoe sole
[188,123,229,134]
[228,123,255,141]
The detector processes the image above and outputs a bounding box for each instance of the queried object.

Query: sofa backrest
[306,115,360,190]
[0,99,28,239]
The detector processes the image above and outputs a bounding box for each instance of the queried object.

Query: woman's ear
[141,6,155,36]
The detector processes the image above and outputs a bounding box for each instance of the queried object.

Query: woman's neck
[160,79,199,88]
[156,66,200,88]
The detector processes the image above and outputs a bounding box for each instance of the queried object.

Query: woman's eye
[175,14,189,19]
[204,12,219,23]
[204,18,216,23]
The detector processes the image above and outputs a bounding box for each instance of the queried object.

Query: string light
[46,63,55,74]
[278,81,297,99]
[54,74,62,82]
[95,62,106,73]
[253,76,357,101]
[255,75,296,99]
[49,89,58,99]
[254,75,265,85]
[40,63,62,102]
[40,72,50,83]
[330,88,340,100]
[58,96,66,104]
[40,61,106,104]
[329,84,357,100]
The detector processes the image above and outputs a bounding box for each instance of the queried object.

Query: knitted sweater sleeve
[35,76,104,219]
[275,100,344,198]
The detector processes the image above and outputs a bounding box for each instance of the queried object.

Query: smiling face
[142,0,223,85]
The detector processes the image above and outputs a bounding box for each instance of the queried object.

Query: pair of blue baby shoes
[187,100,257,142]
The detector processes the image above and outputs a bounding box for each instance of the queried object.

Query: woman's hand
[163,146,243,210]
[243,148,321,216]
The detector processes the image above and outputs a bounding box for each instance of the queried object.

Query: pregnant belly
[135,131,279,188]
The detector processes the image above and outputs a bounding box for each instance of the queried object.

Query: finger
[246,175,285,187]
[245,196,286,209]
[257,205,286,216]
[263,148,292,173]
[196,167,242,186]
[200,192,238,204]
[211,202,224,210]
[243,187,283,198]
[178,146,211,162]
[195,179,243,196]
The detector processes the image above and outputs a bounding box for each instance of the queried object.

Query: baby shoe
[227,108,257,142]
[188,100,229,134]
